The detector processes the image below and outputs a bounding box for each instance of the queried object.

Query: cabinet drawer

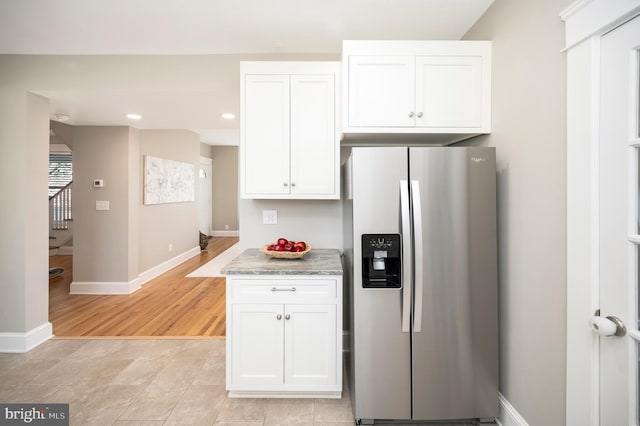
[230,278,337,301]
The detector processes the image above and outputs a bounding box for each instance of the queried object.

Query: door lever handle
[590,315,626,337]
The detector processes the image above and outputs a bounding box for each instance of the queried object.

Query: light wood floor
[48,237,238,337]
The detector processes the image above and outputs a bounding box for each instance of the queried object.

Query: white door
[283,304,336,386]
[242,74,290,197]
[347,55,415,127]
[597,15,640,425]
[198,158,211,235]
[231,303,284,386]
[290,74,336,196]
[415,55,482,129]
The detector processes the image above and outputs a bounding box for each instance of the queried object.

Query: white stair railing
[49,181,72,231]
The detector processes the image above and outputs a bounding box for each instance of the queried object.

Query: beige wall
[25,93,51,331]
[139,130,200,271]
[239,199,342,249]
[73,126,137,282]
[463,0,571,424]
[211,146,239,232]
[200,142,212,158]
[0,92,50,333]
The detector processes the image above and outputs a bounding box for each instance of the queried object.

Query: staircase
[49,181,73,255]
[49,149,73,255]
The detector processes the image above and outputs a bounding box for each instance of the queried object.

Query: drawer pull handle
[271,287,297,292]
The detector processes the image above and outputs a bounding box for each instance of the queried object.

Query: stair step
[49,236,56,240]
[49,245,59,250]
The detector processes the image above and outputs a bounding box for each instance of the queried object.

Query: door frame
[562,1,640,425]
[199,156,212,235]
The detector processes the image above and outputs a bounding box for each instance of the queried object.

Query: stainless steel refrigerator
[343,146,499,424]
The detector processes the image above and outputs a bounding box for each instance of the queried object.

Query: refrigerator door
[351,147,412,421]
[410,147,499,420]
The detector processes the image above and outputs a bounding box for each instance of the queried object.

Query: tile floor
[0,339,355,426]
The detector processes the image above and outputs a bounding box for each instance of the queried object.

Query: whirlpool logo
[470,156,486,163]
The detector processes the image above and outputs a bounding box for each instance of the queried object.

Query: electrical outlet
[262,210,277,225]
[95,200,110,211]
[169,243,173,252]
[225,224,229,230]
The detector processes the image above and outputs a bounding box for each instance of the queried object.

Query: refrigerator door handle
[411,180,424,333]
[400,180,412,333]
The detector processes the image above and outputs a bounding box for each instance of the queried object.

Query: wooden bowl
[260,244,311,259]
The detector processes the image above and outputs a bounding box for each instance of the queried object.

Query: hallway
[48,237,238,337]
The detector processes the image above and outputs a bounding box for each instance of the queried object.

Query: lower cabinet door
[284,304,337,386]
[231,303,284,386]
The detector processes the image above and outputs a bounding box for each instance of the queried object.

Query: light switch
[96,200,110,211]
[262,210,277,225]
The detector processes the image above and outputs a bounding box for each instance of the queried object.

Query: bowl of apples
[260,238,311,259]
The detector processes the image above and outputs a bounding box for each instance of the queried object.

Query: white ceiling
[0,0,494,145]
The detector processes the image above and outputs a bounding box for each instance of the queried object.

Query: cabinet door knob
[417,112,423,118]
[276,314,282,320]
[408,112,414,118]
[285,314,291,320]
[283,182,288,187]
[291,182,296,187]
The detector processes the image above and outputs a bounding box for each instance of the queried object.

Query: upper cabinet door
[415,56,483,129]
[241,61,340,200]
[347,55,415,127]
[242,74,290,197]
[290,74,337,196]
[342,41,491,142]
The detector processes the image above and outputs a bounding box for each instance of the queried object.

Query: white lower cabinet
[231,303,284,387]
[226,275,342,398]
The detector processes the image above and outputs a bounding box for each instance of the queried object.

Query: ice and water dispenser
[361,234,401,288]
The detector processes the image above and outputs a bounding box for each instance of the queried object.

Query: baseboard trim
[138,246,201,286]
[210,230,240,237]
[498,392,529,426]
[70,280,139,295]
[0,322,53,353]
[70,246,201,295]
[57,246,73,255]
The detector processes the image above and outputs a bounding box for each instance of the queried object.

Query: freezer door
[409,147,499,420]
[350,147,412,421]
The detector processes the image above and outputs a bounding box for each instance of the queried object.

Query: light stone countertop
[220,248,342,275]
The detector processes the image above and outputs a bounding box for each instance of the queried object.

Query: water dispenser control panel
[361,233,401,288]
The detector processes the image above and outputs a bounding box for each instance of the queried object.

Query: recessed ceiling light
[126,113,142,120]
[221,113,235,120]
[54,113,70,122]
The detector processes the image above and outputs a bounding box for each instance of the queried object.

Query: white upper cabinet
[348,55,415,127]
[343,40,491,143]
[241,62,340,199]
[243,74,290,196]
